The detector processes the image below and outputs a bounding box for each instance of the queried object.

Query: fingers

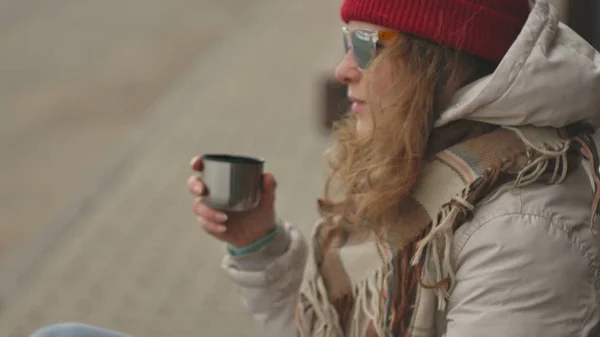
[193,198,228,223]
[189,156,226,236]
[198,216,227,234]
[190,156,204,171]
[187,175,206,196]
[193,198,228,234]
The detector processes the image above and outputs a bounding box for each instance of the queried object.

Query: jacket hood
[436,0,600,128]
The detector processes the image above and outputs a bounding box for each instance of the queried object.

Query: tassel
[573,134,600,235]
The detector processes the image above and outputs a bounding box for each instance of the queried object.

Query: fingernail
[216,212,228,222]
[216,225,227,233]
[190,156,199,167]
[195,184,204,195]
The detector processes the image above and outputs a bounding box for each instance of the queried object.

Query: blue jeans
[31,323,129,337]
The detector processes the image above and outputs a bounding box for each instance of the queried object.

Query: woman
[33,0,600,336]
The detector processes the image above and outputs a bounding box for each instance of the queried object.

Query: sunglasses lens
[351,30,374,69]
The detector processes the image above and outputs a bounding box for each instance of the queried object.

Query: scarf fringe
[409,199,465,310]
[299,264,394,337]
[572,132,600,235]
[352,266,388,337]
[298,278,341,337]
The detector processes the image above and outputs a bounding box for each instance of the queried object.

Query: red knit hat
[340,0,531,63]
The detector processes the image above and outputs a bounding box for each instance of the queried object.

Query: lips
[348,96,366,115]
[351,101,365,114]
[348,96,366,104]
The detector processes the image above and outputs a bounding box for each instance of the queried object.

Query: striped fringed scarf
[295,124,600,337]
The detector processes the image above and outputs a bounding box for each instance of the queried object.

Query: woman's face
[335,21,396,136]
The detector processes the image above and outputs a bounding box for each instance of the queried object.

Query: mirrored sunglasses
[342,26,398,71]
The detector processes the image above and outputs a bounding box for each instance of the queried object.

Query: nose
[335,51,362,84]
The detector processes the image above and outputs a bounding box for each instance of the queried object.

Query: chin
[355,119,372,137]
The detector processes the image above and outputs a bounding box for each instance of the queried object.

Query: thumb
[259,173,277,205]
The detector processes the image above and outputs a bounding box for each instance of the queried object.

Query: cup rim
[201,153,265,165]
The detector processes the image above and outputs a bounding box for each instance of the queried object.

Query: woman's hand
[187,156,278,248]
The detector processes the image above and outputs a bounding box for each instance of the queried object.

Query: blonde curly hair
[319,34,496,236]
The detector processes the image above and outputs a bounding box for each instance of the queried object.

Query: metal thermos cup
[201,154,264,212]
